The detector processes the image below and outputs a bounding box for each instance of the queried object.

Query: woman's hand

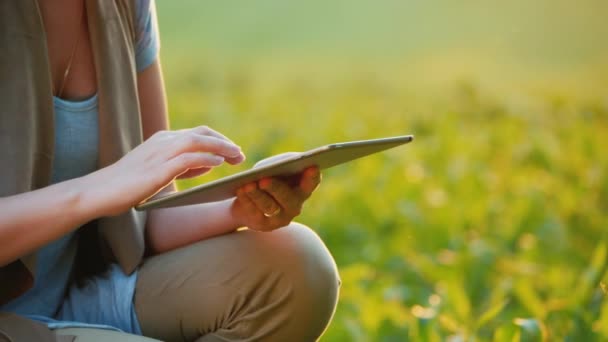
[86,125,245,216]
[230,163,321,232]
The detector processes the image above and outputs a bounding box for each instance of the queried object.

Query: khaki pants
[1,223,340,342]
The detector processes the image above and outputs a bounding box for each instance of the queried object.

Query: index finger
[188,125,237,145]
[188,126,246,164]
[174,134,241,159]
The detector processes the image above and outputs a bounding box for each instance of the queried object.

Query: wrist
[75,166,123,217]
[146,199,243,253]
[220,198,246,229]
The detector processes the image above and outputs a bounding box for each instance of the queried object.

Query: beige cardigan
[0,0,147,305]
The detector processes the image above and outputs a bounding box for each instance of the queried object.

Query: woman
[0,0,340,341]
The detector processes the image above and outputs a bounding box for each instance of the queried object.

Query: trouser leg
[134,223,340,342]
[0,313,157,342]
[54,328,161,342]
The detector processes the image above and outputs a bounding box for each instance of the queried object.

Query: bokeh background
[155,1,608,340]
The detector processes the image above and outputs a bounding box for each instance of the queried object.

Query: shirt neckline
[53,93,98,112]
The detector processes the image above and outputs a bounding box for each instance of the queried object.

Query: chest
[51,96,100,183]
[38,1,97,100]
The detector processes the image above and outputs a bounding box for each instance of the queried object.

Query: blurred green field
[155,1,608,340]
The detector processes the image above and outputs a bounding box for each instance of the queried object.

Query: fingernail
[211,155,225,165]
[230,146,243,158]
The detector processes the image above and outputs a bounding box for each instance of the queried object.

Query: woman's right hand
[85,125,245,216]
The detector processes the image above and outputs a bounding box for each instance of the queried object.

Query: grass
[155,2,608,340]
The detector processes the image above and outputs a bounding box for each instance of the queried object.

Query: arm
[0,128,243,267]
[138,60,322,254]
[0,176,107,267]
[0,58,243,267]
[137,59,245,253]
[0,124,242,267]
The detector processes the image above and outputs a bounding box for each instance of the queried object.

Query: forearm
[145,199,242,254]
[137,60,244,253]
[0,174,106,266]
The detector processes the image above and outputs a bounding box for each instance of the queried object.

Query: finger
[236,188,276,232]
[167,152,224,179]
[258,177,301,214]
[243,182,282,217]
[225,153,246,165]
[174,133,242,159]
[297,166,321,199]
[189,125,236,145]
[189,126,246,164]
[236,187,262,218]
[176,167,212,179]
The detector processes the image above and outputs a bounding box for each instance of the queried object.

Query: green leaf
[513,318,545,342]
[445,281,472,323]
[514,282,546,320]
[573,240,608,306]
[592,299,608,338]
[493,323,516,342]
[475,299,510,330]
[412,313,441,342]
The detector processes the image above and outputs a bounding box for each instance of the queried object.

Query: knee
[275,223,341,292]
[134,223,340,341]
[262,222,341,340]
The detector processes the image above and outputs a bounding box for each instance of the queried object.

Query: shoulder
[132,0,160,72]
[133,0,156,38]
[134,0,153,25]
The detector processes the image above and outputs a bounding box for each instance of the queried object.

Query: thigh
[134,223,340,342]
[55,328,161,342]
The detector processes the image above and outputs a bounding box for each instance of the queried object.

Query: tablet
[135,135,413,210]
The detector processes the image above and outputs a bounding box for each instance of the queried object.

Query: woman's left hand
[230,165,321,232]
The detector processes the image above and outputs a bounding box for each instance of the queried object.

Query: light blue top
[0,0,160,334]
